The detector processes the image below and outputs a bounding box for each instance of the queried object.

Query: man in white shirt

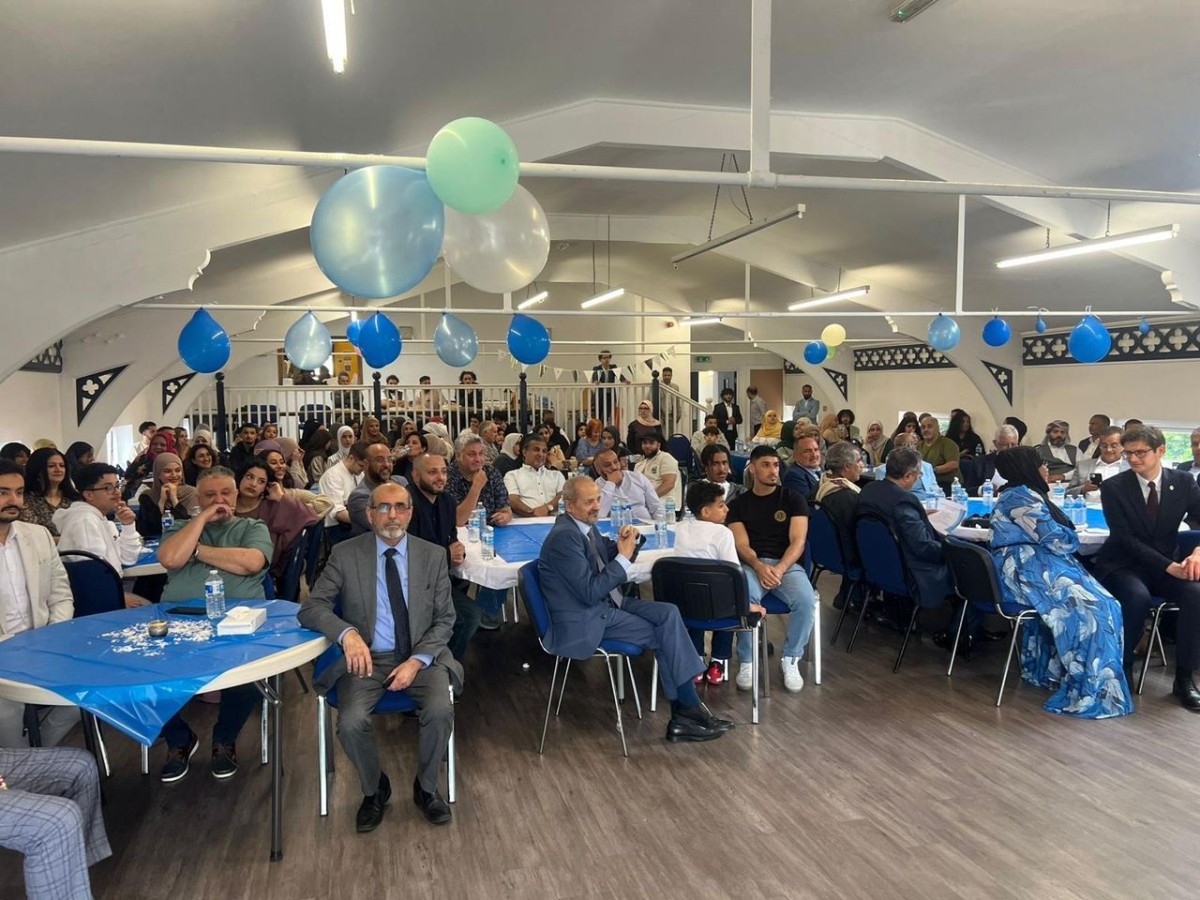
[55,463,145,597]
[319,440,367,545]
[504,437,565,517]
[1069,426,1128,496]
[0,459,77,746]
[634,432,681,511]
[126,420,157,467]
[593,449,664,522]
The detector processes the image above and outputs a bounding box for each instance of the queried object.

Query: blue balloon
[1035,315,1047,334]
[284,312,332,371]
[803,341,828,365]
[346,317,363,346]
[506,314,551,365]
[310,166,445,299]
[982,316,1012,348]
[434,313,478,367]
[1139,317,1151,335]
[1068,314,1112,364]
[178,309,231,374]
[928,314,961,351]
[357,313,403,368]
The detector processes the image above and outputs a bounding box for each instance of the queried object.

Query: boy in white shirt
[672,480,765,685]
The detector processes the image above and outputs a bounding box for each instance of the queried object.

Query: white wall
[854,367,997,439]
[0,371,65,449]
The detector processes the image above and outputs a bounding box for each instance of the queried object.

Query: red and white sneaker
[705,659,727,685]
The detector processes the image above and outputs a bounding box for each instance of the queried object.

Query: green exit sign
[694,355,711,363]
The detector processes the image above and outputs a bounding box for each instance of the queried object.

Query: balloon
[442,186,550,293]
[178,309,231,374]
[1139,317,1151,335]
[820,323,847,348]
[284,312,332,371]
[1068,314,1112,364]
[310,166,444,299]
[434,313,479,367]
[1035,314,1047,334]
[803,341,828,365]
[426,117,520,215]
[982,316,1012,348]
[928,314,961,351]
[506,314,551,365]
[826,345,838,361]
[346,317,363,346]
[357,312,403,368]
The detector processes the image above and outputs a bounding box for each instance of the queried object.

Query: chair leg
[947,598,970,677]
[751,624,760,725]
[446,684,456,804]
[260,698,270,765]
[294,669,310,695]
[140,743,149,776]
[1154,622,1168,669]
[317,696,329,817]
[23,706,42,748]
[830,580,855,645]
[893,602,921,674]
[539,657,562,754]
[603,654,629,758]
[625,657,643,719]
[996,618,1025,706]
[1138,607,1167,695]
[759,623,770,699]
[616,655,625,701]
[847,589,873,653]
[509,586,520,624]
[92,717,111,778]
[554,660,572,717]
[811,595,822,686]
[649,658,659,713]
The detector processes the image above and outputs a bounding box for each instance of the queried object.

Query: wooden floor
[5,572,1200,899]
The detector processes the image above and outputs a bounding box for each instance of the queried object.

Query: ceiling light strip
[787,286,870,311]
[996,225,1178,269]
[670,205,805,266]
[580,288,625,309]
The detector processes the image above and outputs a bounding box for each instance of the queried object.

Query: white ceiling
[3,0,1199,345]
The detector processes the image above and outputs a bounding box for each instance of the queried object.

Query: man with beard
[1036,420,1079,483]
[348,443,409,537]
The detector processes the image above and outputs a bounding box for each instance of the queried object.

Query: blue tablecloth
[0,600,320,745]
[131,539,160,569]
[491,521,674,564]
[965,498,1108,530]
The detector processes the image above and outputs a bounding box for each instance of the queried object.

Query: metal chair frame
[850,514,926,673]
[806,502,864,647]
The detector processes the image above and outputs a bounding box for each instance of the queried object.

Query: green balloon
[426,117,520,214]
[826,345,837,361]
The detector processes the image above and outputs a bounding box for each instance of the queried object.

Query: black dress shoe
[355,773,391,833]
[980,628,1010,643]
[665,714,725,743]
[691,704,736,733]
[932,630,974,661]
[412,778,452,825]
[1172,676,1200,712]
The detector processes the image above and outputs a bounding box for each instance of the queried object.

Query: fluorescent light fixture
[580,288,625,309]
[671,205,805,266]
[321,0,348,74]
[890,0,941,23]
[680,316,722,327]
[517,290,548,310]
[787,285,870,311]
[996,225,1179,269]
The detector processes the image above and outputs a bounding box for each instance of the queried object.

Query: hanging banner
[644,358,655,370]
[553,367,564,380]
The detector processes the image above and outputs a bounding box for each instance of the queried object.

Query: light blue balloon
[434,313,479,367]
[310,166,445,299]
[346,317,364,346]
[506,314,551,365]
[178,309,231,374]
[803,341,828,365]
[1035,315,1047,334]
[928,314,961,351]
[284,312,333,371]
[358,313,403,368]
[1139,317,1151,335]
[1068,314,1111,364]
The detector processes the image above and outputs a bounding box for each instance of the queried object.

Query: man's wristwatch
[191,545,202,563]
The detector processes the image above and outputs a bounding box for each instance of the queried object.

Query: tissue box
[216,606,267,636]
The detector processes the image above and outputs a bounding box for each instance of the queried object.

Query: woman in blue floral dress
[989,447,1132,718]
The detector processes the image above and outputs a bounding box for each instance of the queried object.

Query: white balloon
[442,185,551,293]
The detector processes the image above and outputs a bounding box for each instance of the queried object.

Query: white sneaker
[781,656,804,693]
[735,662,754,691]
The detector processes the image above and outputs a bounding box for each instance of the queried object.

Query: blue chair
[944,537,1040,705]
[667,433,699,479]
[298,403,333,427]
[238,404,279,427]
[302,520,326,589]
[58,550,125,617]
[850,514,928,673]
[518,562,646,757]
[807,504,864,646]
[649,558,763,723]
[276,529,310,603]
[313,643,456,817]
[753,550,823,692]
[1134,530,1200,694]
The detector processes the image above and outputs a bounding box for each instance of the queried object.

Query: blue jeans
[736,558,816,662]
[160,683,261,749]
[476,586,507,618]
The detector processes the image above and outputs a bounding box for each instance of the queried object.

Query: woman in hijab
[275,437,310,488]
[987,445,1132,718]
[818,413,841,446]
[626,399,661,452]
[751,409,783,445]
[136,452,199,537]
[494,432,524,477]
[947,410,986,458]
[862,421,888,466]
[0,442,30,467]
[192,428,215,448]
[123,430,171,500]
[328,425,356,465]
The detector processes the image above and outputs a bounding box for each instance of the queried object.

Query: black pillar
[372,371,383,421]
[650,370,661,420]
[518,372,529,434]
[215,372,229,454]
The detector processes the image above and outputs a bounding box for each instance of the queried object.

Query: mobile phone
[381,673,396,689]
[166,606,208,616]
[635,534,648,550]
[1090,474,1103,486]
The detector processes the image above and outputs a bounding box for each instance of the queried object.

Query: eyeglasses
[84,481,121,494]
[369,502,411,516]
[1122,448,1156,460]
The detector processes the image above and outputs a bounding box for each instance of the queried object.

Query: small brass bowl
[147,620,170,638]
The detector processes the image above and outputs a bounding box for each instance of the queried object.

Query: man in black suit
[1173,426,1200,483]
[537,476,731,742]
[590,350,628,423]
[713,388,742,446]
[966,423,1020,495]
[781,430,822,501]
[1093,425,1200,710]
[299,481,461,831]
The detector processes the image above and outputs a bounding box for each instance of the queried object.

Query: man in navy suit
[1094,425,1200,710]
[537,477,731,742]
[1173,426,1200,483]
[781,431,822,501]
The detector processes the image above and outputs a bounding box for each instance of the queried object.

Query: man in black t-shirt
[726,445,817,694]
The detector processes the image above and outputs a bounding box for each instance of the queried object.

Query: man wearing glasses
[1093,425,1200,711]
[55,463,146,606]
[300,482,460,832]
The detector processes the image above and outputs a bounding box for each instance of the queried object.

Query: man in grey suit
[536,477,732,742]
[1036,420,1079,482]
[299,482,461,832]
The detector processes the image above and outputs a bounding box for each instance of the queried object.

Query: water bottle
[481,524,495,561]
[1050,482,1066,508]
[467,507,481,543]
[653,510,669,548]
[557,494,565,516]
[204,569,226,621]
[161,508,174,531]
[950,477,963,502]
[1075,495,1089,531]
[665,496,677,524]
[981,481,994,509]
[682,504,695,524]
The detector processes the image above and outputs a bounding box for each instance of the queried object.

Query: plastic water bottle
[467,507,481,543]
[161,509,174,531]
[204,569,226,621]
[481,524,495,561]
[1050,482,1066,508]
[950,477,963,502]
[682,505,695,524]
[981,481,994,509]
[557,494,565,516]
[1075,495,1089,531]
[665,496,677,523]
[653,510,669,548]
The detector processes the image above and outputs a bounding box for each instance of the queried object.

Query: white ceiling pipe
[1,135,1199,205]
[749,0,772,180]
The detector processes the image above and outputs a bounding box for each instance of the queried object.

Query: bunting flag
[538,364,547,377]
[643,357,655,370]
[496,348,506,360]
[553,367,564,380]
[572,370,581,383]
